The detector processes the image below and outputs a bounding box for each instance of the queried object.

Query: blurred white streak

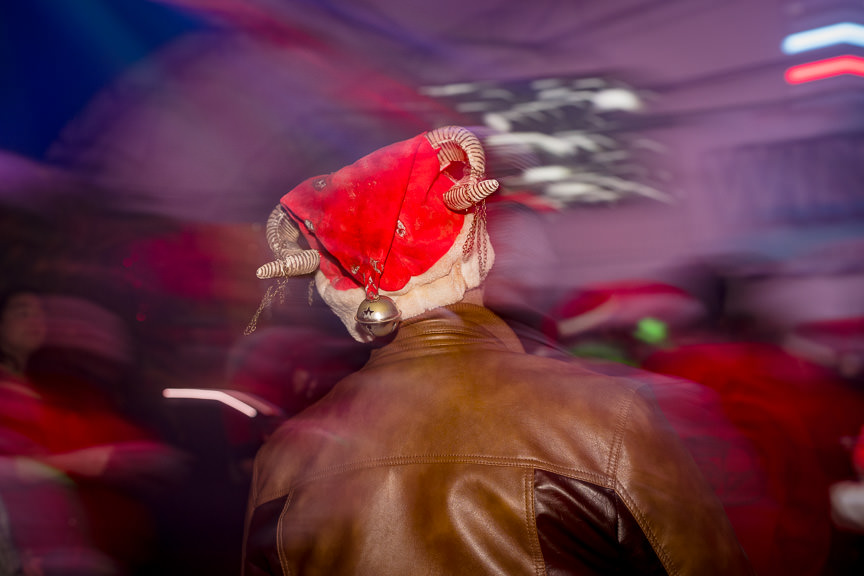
[781,22,864,55]
[486,132,576,156]
[544,182,619,202]
[483,113,511,132]
[456,102,496,113]
[556,131,608,152]
[418,82,481,97]
[163,387,284,418]
[592,88,642,111]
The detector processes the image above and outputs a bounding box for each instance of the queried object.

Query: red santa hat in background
[253,126,499,341]
[544,280,706,343]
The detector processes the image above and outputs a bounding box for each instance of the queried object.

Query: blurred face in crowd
[0,292,46,364]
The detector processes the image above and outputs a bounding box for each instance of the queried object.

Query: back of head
[250,126,500,342]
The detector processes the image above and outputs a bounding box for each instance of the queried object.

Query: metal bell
[355,295,401,338]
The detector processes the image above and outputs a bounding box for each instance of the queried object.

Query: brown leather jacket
[243,304,753,575]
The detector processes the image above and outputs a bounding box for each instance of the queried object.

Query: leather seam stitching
[606,389,635,479]
[615,486,679,576]
[368,338,509,361]
[277,489,294,576]
[524,469,545,576]
[257,456,610,502]
[609,388,679,576]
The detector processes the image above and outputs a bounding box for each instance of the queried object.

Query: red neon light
[785,55,864,84]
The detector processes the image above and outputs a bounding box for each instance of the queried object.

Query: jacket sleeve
[613,383,755,576]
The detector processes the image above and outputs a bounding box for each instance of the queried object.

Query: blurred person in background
[830,423,864,534]
[539,279,780,575]
[227,325,370,422]
[788,316,864,552]
[0,287,115,576]
[24,294,187,575]
[241,127,752,575]
[544,265,864,575]
[642,337,861,575]
[0,289,48,454]
[216,324,370,483]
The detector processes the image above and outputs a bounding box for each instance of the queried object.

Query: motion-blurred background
[2,1,863,574]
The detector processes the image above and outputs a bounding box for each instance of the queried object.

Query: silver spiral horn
[255,206,320,279]
[426,126,500,211]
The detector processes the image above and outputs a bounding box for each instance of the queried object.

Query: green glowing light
[634,317,667,344]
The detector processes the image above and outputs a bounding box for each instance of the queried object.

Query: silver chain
[462,199,488,280]
[244,277,288,335]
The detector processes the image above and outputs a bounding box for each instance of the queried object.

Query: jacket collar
[367,303,525,365]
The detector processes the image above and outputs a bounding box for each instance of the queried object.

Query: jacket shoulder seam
[256,455,612,502]
[606,385,639,478]
[277,491,294,576]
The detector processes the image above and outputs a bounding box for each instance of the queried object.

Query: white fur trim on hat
[317,213,495,342]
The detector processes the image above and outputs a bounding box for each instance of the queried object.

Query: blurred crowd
[1,194,863,575]
[0,186,350,574]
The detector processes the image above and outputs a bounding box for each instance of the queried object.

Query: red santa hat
[544,280,706,342]
[253,126,499,341]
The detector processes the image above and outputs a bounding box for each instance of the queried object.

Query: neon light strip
[163,388,258,417]
[782,22,864,54]
[785,55,864,84]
